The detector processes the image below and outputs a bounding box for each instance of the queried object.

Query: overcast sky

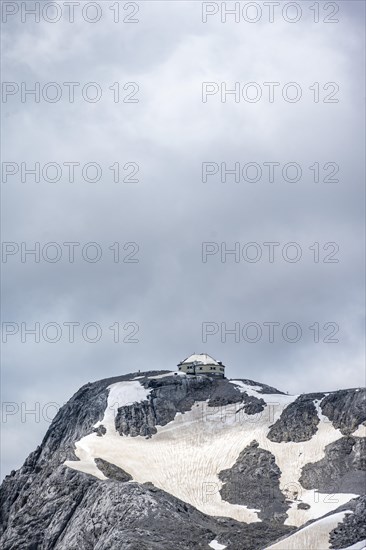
[1,0,365,478]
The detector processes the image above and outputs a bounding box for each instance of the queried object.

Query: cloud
[1,1,365,477]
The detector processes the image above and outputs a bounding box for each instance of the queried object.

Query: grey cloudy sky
[1,1,365,478]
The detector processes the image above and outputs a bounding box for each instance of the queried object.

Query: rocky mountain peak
[1,369,365,549]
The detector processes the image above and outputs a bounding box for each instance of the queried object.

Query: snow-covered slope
[1,369,365,550]
[64,374,362,527]
[265,503,366,550]
[265,511,351,549]
[341,541,366,550]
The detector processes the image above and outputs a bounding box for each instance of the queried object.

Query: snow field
[209,540,227,549]
[265,511,352,549]
[340,540,366,550]
[65,380,361,527]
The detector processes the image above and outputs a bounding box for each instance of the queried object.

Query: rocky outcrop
[115,375,214,437]
[329,496,366,549]
[0,465,97,550]
[267,393,325,443]
[0,370,165,548]
[0,371,120,541]
[206,379,266,409]
[235,395,266,415]
[320,389,366,435]
[94,458,132,482]
[115,375,269,437]
[93,425,107,437]
[54,481,295,550]
[300,437,366,494]
[297,502,311,510]
[219,440,289,523]
[0,460,293,550]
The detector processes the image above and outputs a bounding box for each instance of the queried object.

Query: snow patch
[314,399,331,424]
[265,511,352,549]
[352,424,366,438]
[64,380,151,480]
[229,380,265,397]
[181,354,220,365]
[93,380,151,434]
[209,540,227,549]
[147,372,176,379]
[229,380,298,409]
[339,540,366,550]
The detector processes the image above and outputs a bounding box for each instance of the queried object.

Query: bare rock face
[115,374,271,437]
[233,395,266,415]
[94,458,132,482]
[266,389,366,444]
[219,440,289,523]
[267,393,325,443]
[320,389,366,435]
[1,466,293,550]
[300,437,366,494]
[93,425,107,437]
[329,496,366,549]
[52,481,295,550]
[114,375,215,437]
[297,502,311,510]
